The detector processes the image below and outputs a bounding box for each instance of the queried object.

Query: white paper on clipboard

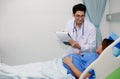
[56,31,72,42]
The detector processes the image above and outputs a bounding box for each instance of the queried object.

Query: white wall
[108,0,120,35]
[0,0,81,65]
[0,0,119,65]
[100,0,120,38]
[100,0,110,39]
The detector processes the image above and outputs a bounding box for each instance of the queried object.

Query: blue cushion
[113,47,120,57]
[108,32,120,57]
[109,32,119,41]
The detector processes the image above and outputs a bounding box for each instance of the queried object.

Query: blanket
[0,58,75,79]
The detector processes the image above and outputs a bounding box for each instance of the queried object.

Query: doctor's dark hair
[72,3,86,14]
[102,38,114,50]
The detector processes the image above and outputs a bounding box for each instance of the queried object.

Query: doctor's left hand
[69,39,81,49]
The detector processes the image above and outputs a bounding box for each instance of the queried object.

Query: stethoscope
[73,20,84,36]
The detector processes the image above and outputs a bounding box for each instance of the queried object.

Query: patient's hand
[75,51,81,54]
[63,56,73,67]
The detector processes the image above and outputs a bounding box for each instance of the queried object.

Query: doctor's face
[73,11,85,26]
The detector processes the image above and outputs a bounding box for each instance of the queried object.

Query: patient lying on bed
[0,39,114,79]
[63,38,114,79]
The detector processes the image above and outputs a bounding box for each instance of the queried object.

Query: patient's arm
[63,57,91,79]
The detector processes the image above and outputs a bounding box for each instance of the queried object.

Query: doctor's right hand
[69,39,81,49]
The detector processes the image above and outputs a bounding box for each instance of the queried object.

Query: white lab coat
[64,19,96,55]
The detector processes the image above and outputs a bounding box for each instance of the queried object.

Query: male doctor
[64,3,96,55]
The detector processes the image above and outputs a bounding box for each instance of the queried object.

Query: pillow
[108,32,120,57]
[113,47,120,57]
[109,32,119,41]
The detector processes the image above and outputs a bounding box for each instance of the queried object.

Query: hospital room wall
[0,0,119,65]
[100,0,120,38]
[0,0,81,65]
[108,0,120,36]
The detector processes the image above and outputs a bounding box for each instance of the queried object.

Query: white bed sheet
[0,58,75,79]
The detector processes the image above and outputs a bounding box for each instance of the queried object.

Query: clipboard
[56,31,72,45]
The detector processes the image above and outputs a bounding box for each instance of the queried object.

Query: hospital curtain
[82,0,107,47]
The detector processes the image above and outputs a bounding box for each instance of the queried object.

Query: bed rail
[79,37,120,79]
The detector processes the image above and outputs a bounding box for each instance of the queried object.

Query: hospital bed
[0,38,120,79]
[79,37,120,79]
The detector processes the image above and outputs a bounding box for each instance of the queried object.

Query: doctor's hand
[69,39,81,49]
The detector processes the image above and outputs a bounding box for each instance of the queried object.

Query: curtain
[82,0,107,47]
